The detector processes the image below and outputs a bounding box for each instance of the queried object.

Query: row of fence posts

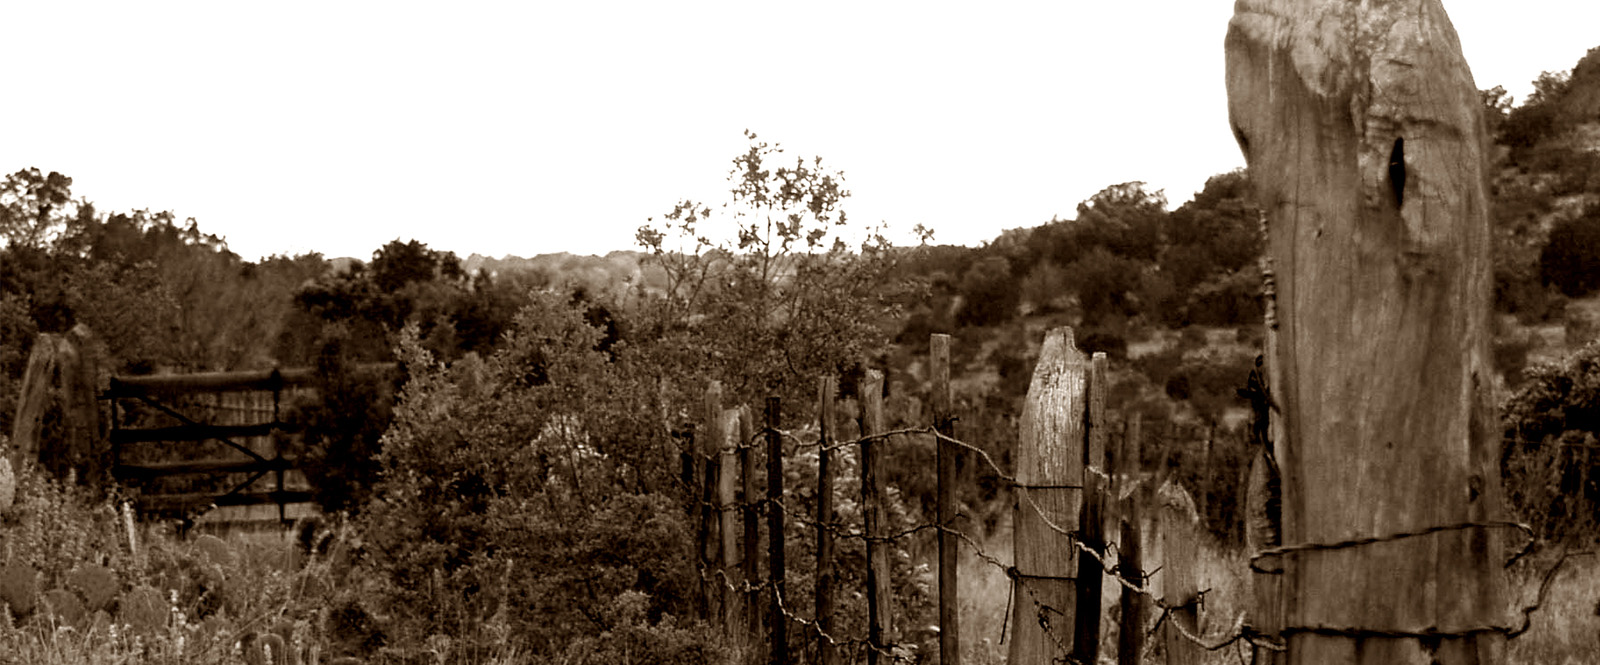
[686,329,1213,664]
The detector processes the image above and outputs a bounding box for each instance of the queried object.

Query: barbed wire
[1249,520,1536,574]
[681,419,1569,659]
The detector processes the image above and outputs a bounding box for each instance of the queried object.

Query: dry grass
[1506,548,1600,665]
[944,490,1600,665]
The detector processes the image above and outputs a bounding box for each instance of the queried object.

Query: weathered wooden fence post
[1158,480,1201,665]
[764,396,787,665]
[860,369,892,664]
[1227,1,1507,663]
[10,325,105,482]
[697,381,723,623]
[930,334,959,665]
[815,376,839,665]
[1074,351,1109,665]
[1009,327,1087,663]
[740,404,760,642]
[718,407,742,636]
[1117,414,1145,665]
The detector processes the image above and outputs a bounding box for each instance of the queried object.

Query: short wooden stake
[1074,352,1109,665]
[1118,415,1145,665]
[931,334,959,665]
[860,370,893,665]
[815,377,839,665]
[764,397,787,665]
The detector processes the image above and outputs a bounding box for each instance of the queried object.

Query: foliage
[1491,177,1566,322]
[1540,207,1600,298]
[1502,339,1600,541]
[1501,70,1574,156]
[1480,85,1513,140]
[1062,247,1144,327]
[0,459,395,664]
[0,294,38,434]
[1068,182,1167,263]
[285,328,399,515]
[281,239,479,365]
[354,295,713,661]
[0,168,79,251]
[635,131,906,406]
[955,255,1018,327]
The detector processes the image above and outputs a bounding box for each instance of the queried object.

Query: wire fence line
[678,413,1569,662]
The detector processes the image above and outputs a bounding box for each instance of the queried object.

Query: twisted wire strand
[685,423,1557,654]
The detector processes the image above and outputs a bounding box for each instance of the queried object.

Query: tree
[1071,182,1167,263]
[0,168,78,250]
[955,255,1018,327]
[1501,70,1572,153]
[635,131,905,403]
[370,238,464,293]
[282,238,477,365]
[1479,85,1512,141]
[1540,207,1600,297]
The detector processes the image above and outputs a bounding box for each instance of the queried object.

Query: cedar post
[1074,352,1109,665]
[698,381,723,622]
[1117,415,1145,665]
[815,377,839,665]
[11,326,105,482]
[860,369,893,664]
[1227,2,1506,663]
[10,333,62,472]
[1008,328,1087,664]
[740,404,760,642]
[718,407,742,635]
[1157,480,1202,665]
[765,397,787,665]
[931,334,960,665]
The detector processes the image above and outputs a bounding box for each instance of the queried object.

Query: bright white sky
[3,2,1596,262]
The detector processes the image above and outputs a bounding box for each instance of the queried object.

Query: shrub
[1540,208,1600,297]
[955,255,1019,327]
[1502,339,1600,541]
[354,295,713,660]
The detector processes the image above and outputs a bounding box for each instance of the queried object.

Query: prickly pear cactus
[66,564,119,613]
[40,588,85,626]
[0,564,39,619]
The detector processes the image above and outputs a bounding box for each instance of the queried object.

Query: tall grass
[0,458,367,664]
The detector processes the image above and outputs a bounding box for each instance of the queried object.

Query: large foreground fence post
[1227,1,1509,663]
[1009,327,1087,663]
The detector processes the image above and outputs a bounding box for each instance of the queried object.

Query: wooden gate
[107,368,317,524]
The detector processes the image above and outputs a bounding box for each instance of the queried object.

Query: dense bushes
[1540,208,1600,298]
[353,294,704,659]
[1502,339,1600,541]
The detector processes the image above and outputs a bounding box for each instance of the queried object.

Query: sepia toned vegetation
[3,45,1600,663]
